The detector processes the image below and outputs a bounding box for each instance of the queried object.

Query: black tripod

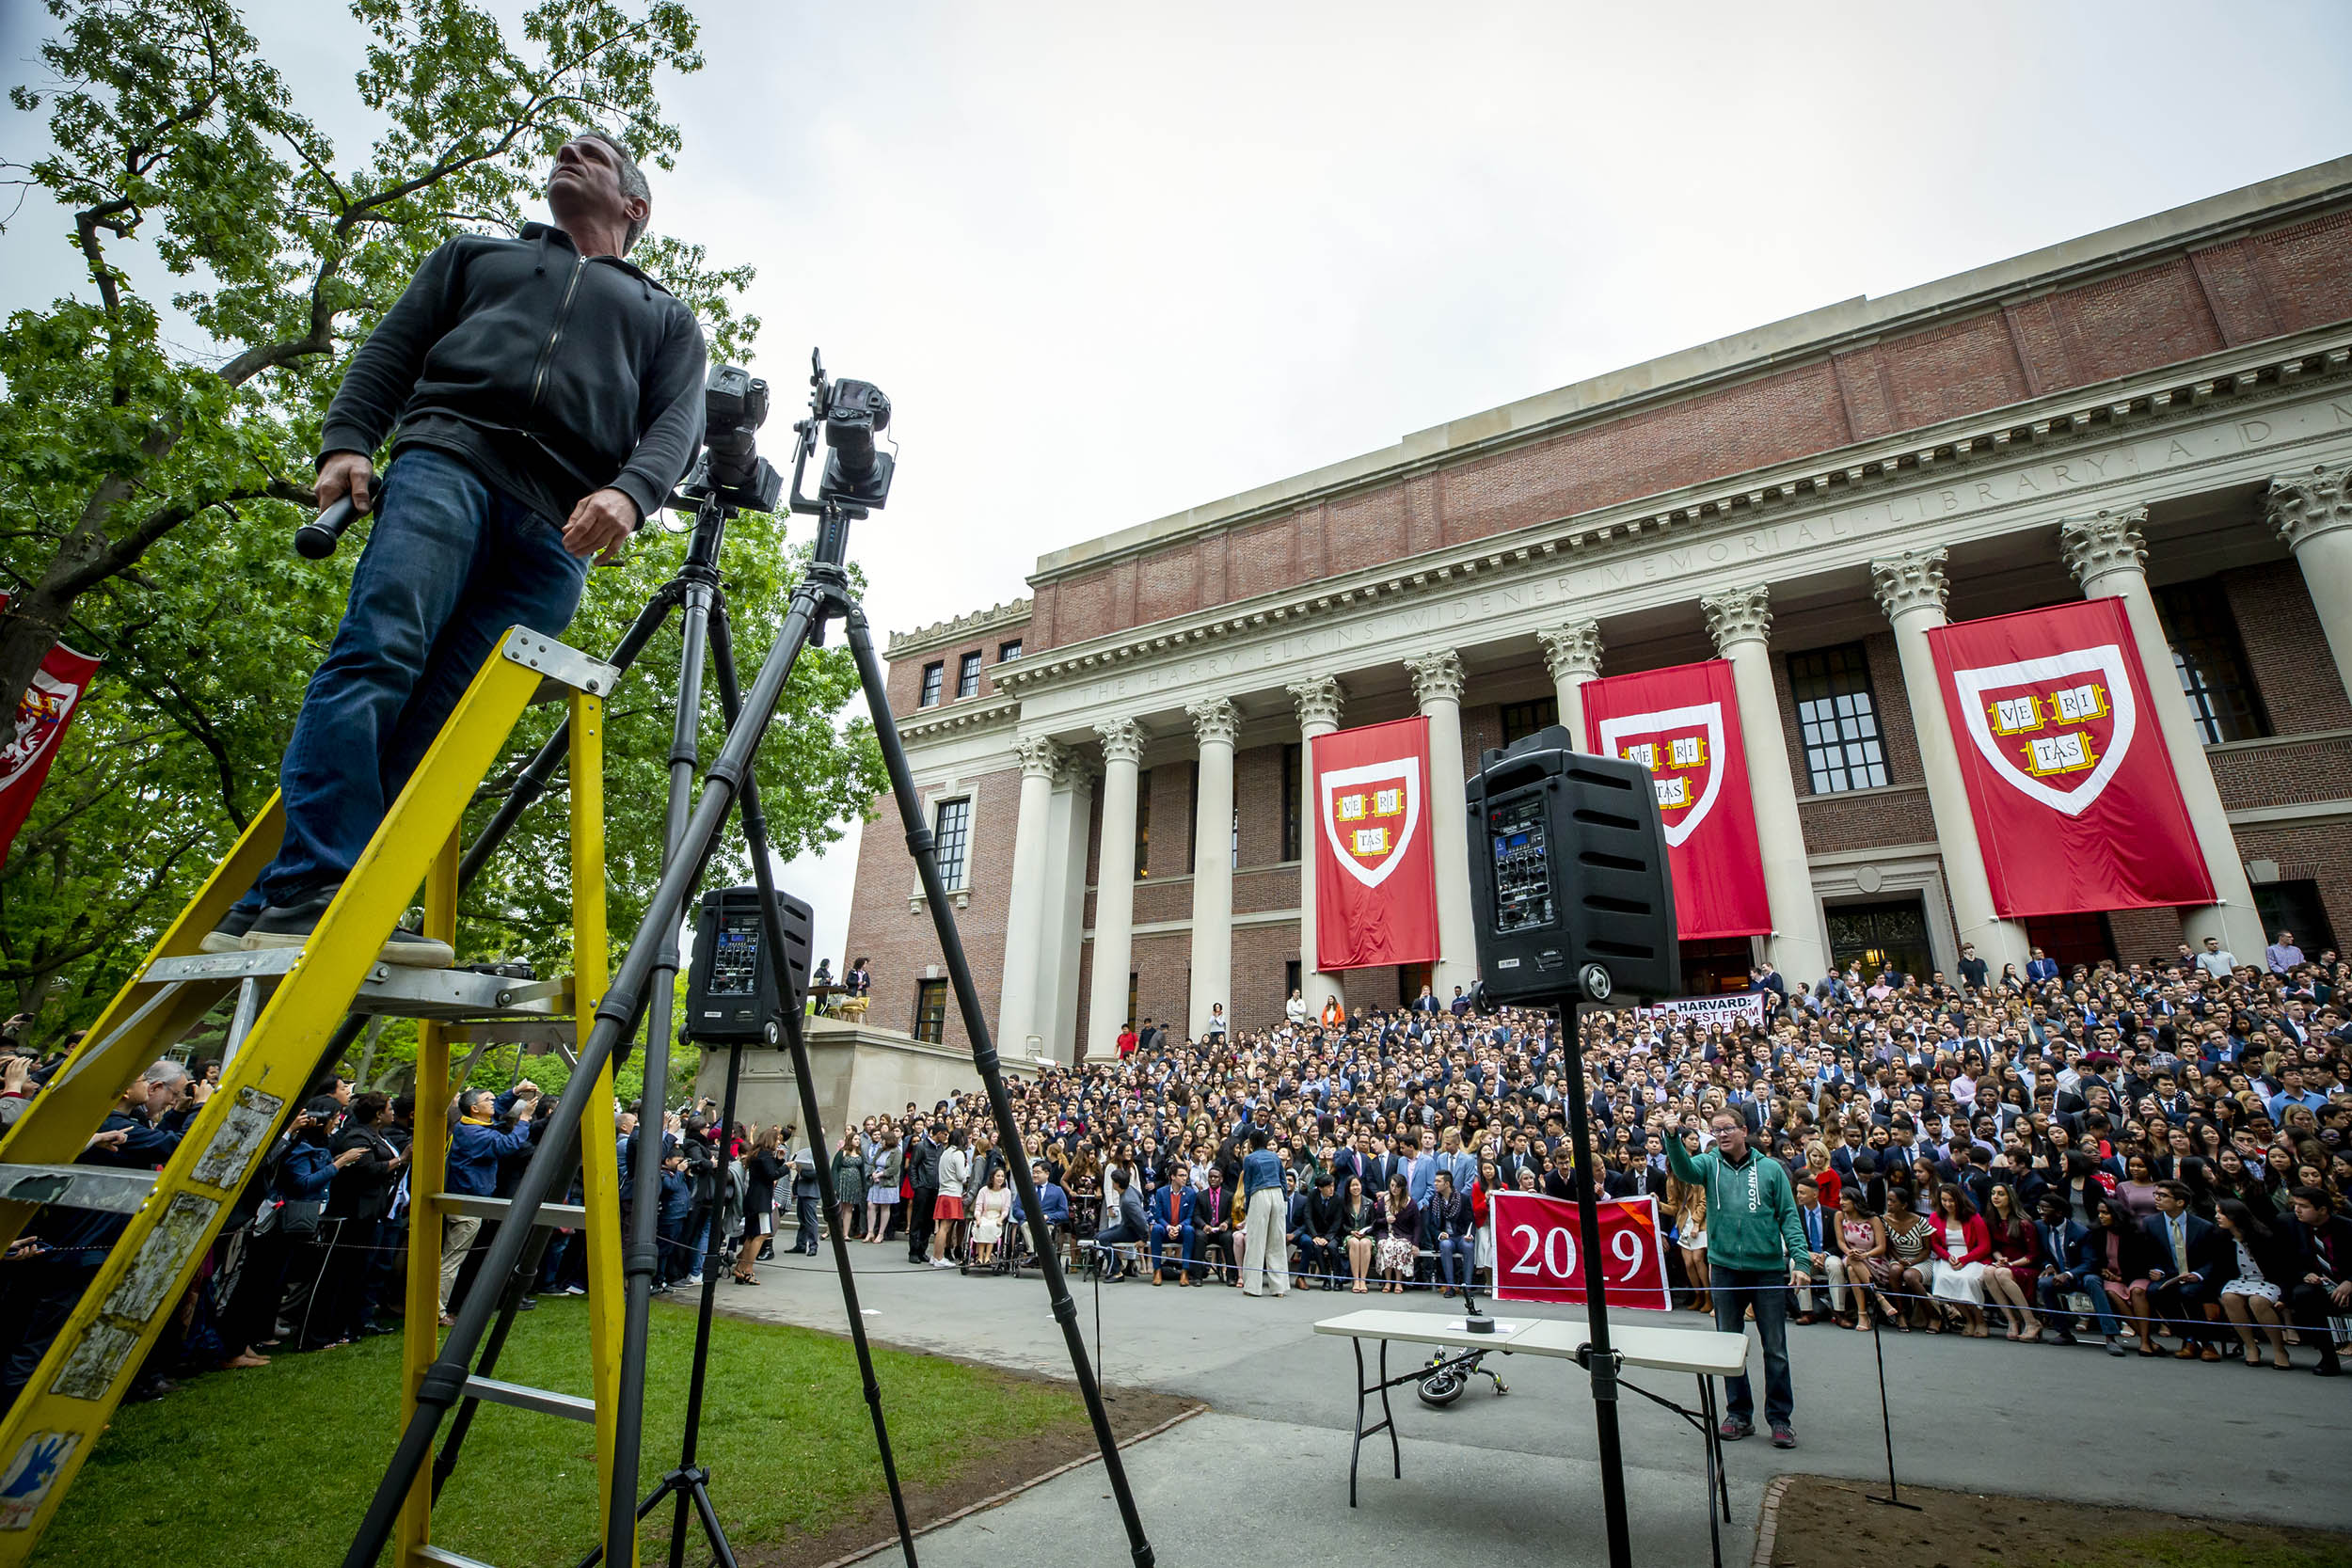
[342,362,1156,1568]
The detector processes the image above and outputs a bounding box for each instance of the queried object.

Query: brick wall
[840,766,1021,1053]
[1144,762,1196,879]
[1232,920,1304,1035]
[1027,210,2352,654]
[2233,820,2352,952]
[883,615,1032,719]
[2220,560,2352,735]
[2208,733,2352,810]
[1234,742,1289,868]
[1130,933,1190,1041]
[2107,906,2185,964]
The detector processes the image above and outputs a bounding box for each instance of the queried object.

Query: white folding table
[1313,1307,1752,1568]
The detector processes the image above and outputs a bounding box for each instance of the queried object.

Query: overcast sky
[8,2,2352,970]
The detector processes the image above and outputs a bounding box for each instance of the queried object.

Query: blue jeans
[237,449,589,912]
[1437,1231,1472,1289]
[1710,1264,1793,1428]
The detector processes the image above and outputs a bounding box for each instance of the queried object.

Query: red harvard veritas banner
[1581,659,1770,941]
[1929,597,2212,917]
[1311,716,1439,970]
[0,600,103,866]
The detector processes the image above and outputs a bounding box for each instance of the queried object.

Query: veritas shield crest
[1320,757,1422,889]
[1949,643,2136,818]
[1597,703,1724,847]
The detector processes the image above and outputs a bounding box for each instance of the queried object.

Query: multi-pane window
[914,979,948,1044]
[1281,742,1302,861]
[998,639,1023,662]
[1501,697,1560,747]
[917,661,944,708]
[1232,805,1240,870]
[1788,643,1888,793]
[1134,769,1152,879]
[932,797,972,888]
[2154,579,2269,744]
[956,650,981,699]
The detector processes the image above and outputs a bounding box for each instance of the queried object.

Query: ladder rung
[437,1194,589,1227]
[140,949,572,1024]
[460,1373,595,1422]
[413,1545,501,1568]
[0,1164,158,1214]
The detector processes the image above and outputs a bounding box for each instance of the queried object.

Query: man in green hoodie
[1667,1110,1809,1448]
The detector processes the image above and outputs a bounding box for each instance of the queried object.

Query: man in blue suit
[2142,1180,2225,1358]
[2031,1191,2124,1354]
[1149,1162,1198,1285]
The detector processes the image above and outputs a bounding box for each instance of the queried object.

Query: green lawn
[36,1296,1090,1568]
[2031,1533,2352,1568]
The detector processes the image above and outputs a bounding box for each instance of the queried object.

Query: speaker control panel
[1487,791,1555,934]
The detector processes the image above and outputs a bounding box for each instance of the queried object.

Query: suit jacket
[2289,1212,2352,1283]
[2037,1219,2093,1279]
[1792,1201,1835,1259]
[1150,1183,1196,1229]
[2141,1211,2226,1288]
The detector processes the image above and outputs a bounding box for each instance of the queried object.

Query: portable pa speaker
[1466,725,1680,1006]
[682,885,816,1044]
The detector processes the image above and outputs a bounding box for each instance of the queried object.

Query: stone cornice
[886,597,1031,661]
[2266,460,2352,549]
[993,332,2352,701]
[1028,164,2352,589]
[895,694,1016,742]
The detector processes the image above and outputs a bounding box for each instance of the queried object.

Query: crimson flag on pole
[0,598,103,866]
[1928,597,2213,917]
[1581,658,1771,941]
[1311,716,1439,970]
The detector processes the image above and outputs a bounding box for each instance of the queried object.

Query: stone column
[1287,675,1344,1018]
[1537,620,1604,747]
[2266,463,2352,706]
[995,735,1064,1053]
[1406,650,1480,998]
[1702,585,1831,984]
[1869,549,2031,972]
[2060,508,2266,957]
[1185,698,1239,1041]
[1036,751,1095,1064]
[1084,720,1146,1061]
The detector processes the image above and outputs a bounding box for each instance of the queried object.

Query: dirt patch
[1765,1475,2352,1568]
[739,1375,1201,1568]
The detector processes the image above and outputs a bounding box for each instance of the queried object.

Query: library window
[1135,769,1152,879]
[1788,643,1888,793]
[913,979,947,1044]
[917,661,943,708]
[932,797,972,889]
[956,651,981,699]
[1281,742,1302,861]
[1501,697,1560,747]
[2154,579,2269,745]
[998,639,1023,662]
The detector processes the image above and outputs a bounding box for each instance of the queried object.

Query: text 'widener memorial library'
[843,157,2352,1065]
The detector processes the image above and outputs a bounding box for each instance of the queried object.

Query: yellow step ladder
[0,627,634,1567]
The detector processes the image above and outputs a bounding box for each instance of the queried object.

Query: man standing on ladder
[205,132,707,964]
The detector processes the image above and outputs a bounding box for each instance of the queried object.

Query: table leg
[1703,1373,1730,1523]
[1349,1338,1367,1508]
[1698,1371,1724,1568]
[1379,1338,1399,1479]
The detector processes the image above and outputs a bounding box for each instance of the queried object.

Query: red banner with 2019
[1928,596,2211,917]
[1488,1191,1671,1310]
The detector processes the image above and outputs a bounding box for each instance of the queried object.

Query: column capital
[2266,462,2352,551]
[1093,717,1148,767]
[1015,735,1067,780]
[1185,696,1241,749]
[1869,547,1951,623]
[1405,649,1467,706]
[2058,506,2150,589]
[1537,620,1604,683]
[1286,674,1345,732]
[1051,751,1096,791]
[1702,584,1772,653]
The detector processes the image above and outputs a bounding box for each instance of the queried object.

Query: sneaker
[684,1274,703,1288]
[201,907,256,954]
[563,1284,586,1296]
[2106,1337,2128,1357]
[243,887,455,968]
[1717,1418,1752,1441]
[932,1257,955,1269]
[1770,1424,1796,1449]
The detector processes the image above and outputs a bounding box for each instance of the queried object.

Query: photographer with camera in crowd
[205,132,707,965]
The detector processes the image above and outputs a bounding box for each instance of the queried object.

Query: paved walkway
[709,1245,2352,1563]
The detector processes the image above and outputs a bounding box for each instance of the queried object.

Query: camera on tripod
[788,351,894,516]
[679,364,786,514]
